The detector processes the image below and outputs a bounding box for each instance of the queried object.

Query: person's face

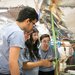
[41,37,50,51]
[24,32,30,41]
[23,19,37,32]
[32,32,39,42]
[72,43,75,50]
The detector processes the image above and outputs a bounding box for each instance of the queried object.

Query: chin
[43,48,48,51]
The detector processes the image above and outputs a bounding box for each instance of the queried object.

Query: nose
[36,36,38,39]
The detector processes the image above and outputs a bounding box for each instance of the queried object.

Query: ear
[25,18,30,23]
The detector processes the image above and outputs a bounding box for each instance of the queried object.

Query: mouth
[44,45,49,50]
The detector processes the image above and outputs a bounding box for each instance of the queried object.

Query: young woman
[20,28,51,75]
[25,28,40,60]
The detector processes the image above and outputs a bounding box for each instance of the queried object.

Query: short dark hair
[40,34,50,41]
[16,6,38,22]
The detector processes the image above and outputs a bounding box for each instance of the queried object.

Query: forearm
[9,47,20,75]
[23,61,42,70]
[23,59,53,70]
[9,61,20,75]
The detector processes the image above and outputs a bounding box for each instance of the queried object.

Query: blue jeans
[39,70,55,75]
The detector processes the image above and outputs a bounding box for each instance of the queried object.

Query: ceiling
[0,0,75,7]
[0,0,75,38]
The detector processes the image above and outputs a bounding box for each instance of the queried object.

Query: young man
[0,6,38,75]
[39,34,56,75]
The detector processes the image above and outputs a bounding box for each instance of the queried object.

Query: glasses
[42,40,50,44]
[31,21,35,25]
[32,22,37,28]
[29,21,36,27]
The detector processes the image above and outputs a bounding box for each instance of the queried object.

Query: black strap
[0,73,10,75]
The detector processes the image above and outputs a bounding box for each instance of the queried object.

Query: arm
[23,61,42,70]
[23,59,52,70]
[9,47,20,75]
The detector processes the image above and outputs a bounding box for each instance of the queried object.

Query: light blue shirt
[19,48,39,75]
[39,47,55,72]
[0,22,25,74]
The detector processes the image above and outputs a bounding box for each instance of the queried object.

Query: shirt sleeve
[8,31,25,49]
[20,49,30,63]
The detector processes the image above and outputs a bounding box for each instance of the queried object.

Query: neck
[16,21,24,30]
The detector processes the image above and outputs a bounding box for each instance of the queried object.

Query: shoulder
[3,22,23,36]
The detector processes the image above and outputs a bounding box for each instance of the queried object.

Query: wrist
[37,60,43,66]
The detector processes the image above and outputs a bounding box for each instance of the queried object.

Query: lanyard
[39,48,49,59]
[43,51,49,59]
